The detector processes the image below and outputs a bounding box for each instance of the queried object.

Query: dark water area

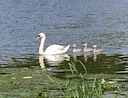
[1,53,128,75]
[1,0,128,74]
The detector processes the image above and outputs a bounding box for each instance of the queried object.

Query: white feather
[37,33,70,55]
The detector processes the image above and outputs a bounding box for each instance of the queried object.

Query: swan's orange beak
[37,35,41,40]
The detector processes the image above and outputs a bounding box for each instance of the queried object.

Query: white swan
[93,45,102,53]
[37,33,70,55]
[83,43,93,52]
[72,44,82,53]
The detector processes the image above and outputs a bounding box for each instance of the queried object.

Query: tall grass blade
[78,60,87,73]
[92,75,97,91]
[47,75,66,96]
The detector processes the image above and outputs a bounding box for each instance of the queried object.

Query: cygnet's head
[73,44,76,48]
[83,43,87,47]
[93,45,97,48]
[37,33,45,39]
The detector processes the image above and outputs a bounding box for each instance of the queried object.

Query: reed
[46,60,109,98]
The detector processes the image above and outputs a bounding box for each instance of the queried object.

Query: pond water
[1,0,128,73]
[1,0,128,97]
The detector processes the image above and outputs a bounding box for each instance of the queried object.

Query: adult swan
[37,33,70,55]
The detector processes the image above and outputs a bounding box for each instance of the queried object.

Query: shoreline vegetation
[0,60,128,98]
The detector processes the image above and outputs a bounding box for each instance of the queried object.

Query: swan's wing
[44,44,69,54]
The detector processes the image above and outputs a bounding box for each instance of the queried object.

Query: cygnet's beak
[37,35,41,40]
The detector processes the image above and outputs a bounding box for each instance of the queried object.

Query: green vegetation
[0,60,128,98]
[46,61,128,98]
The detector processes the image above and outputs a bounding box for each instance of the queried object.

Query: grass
[45,60,128,98]
[0,60,128,98]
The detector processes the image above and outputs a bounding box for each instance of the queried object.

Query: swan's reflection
[93,52,97,62]
[73,52,83,61]
[39,54,70,68]
[73,53,77,61]
[84,52,88,62]
[44,54,70,66]
[39,55,45,69]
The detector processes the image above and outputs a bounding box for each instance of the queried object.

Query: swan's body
[44,44,70,54]
[37,33,70,55]
[72,44,82,53]
[83,43,93,52]
[73,48,82,53]
[93,45,102,53]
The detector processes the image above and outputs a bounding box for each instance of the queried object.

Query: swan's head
[83,43,87,47]
[37,33,45,40]
[72,44,76,48]
[93,45,97,48]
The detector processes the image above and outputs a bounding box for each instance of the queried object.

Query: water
[1,0,128,97]
[0,0,128,71]
[0,0,128,66]
[1,0,128,70]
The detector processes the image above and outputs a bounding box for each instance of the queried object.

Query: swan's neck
[73,48,76,52]
[39,37,45,55]
[93,48,96,52]
[84,46,87,51]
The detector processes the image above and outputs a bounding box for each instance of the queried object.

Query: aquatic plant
[1,59,128,98]
[45,60,128,98]
[46,61,102,97]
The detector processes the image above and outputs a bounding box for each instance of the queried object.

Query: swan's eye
[37,35,42,40]
[38,35,41,37]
